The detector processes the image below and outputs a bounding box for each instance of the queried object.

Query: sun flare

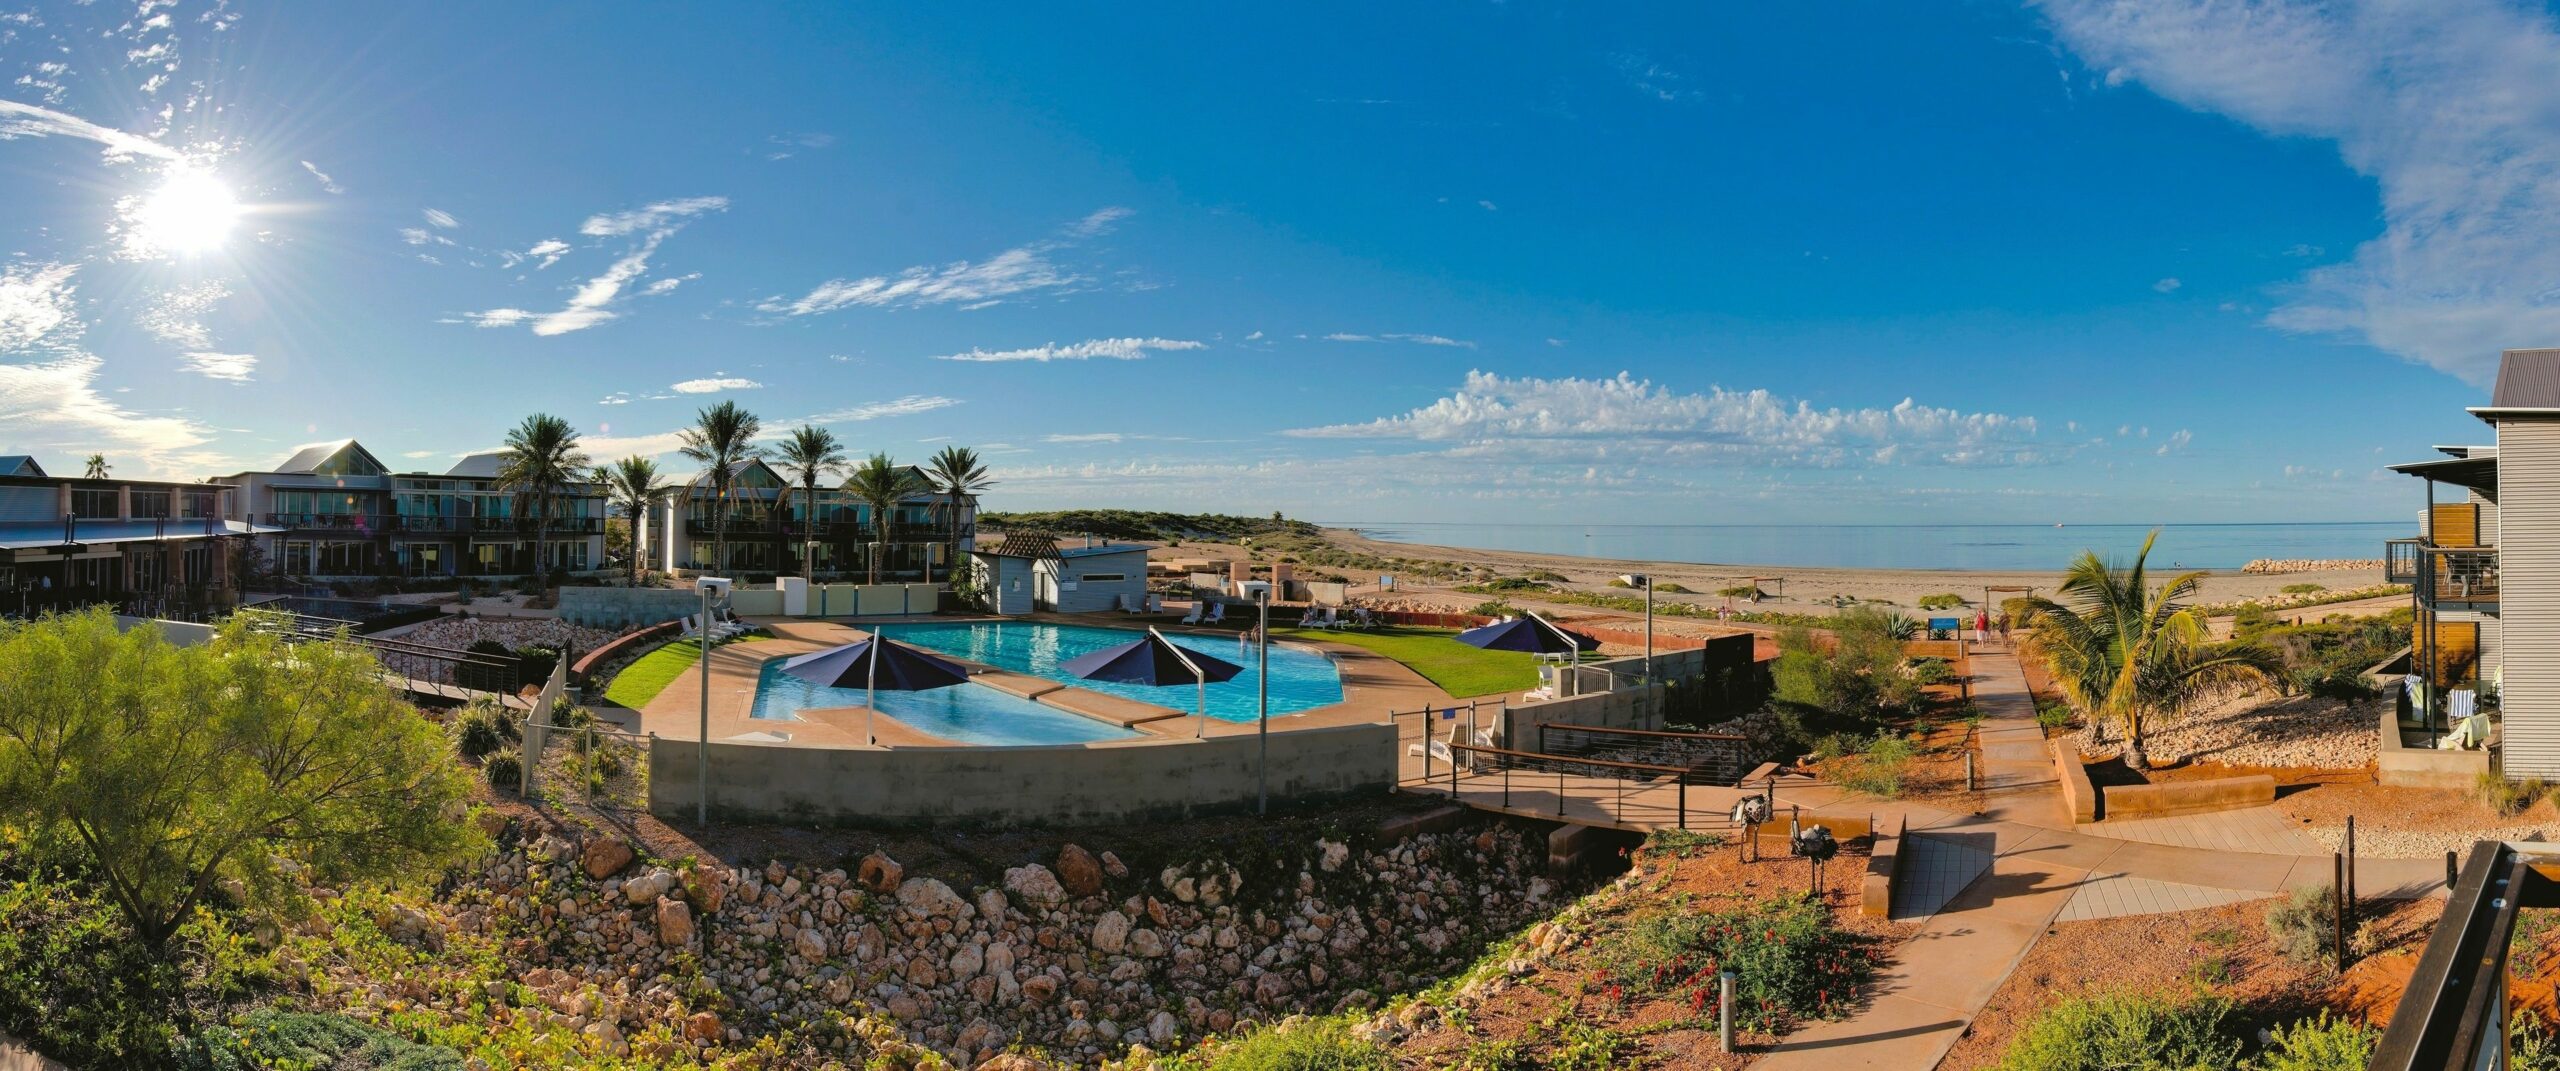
[128,165,241,257]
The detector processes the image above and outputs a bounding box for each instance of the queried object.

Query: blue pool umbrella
[1060,627,1244,738]
[1455,611,1598,656]
[780,629,973,745]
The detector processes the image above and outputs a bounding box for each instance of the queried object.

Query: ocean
[1333,521,2408,573]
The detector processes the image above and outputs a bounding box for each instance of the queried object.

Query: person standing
[1973,607,1990,646]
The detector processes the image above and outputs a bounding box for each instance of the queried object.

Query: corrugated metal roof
[444,452,505,478]
[1057,543,1146,559]
[0,456,43,477]
[2389,455,2498,493]
[2493,348,2560,408]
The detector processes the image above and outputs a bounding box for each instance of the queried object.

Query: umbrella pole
[867,628,879,746]
[1197,675,1207,738]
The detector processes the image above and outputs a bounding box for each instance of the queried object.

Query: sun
[127,165,242,257]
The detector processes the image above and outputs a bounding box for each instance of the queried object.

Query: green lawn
[1273,625,1539,697]
[602,636,763,709]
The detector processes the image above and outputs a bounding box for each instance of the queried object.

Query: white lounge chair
[1118,593,1144,614]
[1205,603,1227,625]
[1303,607,1333,630]
[1179,603,1204,625]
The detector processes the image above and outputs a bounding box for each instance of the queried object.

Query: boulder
[654,897,694,948]
[980,1055,1049,1071]
[1004,865,1068,908]
[1091,910,1132,955]
[683,866,726,912]
[794,927,828,963]
[857,851,904,893]
[1020,974,1060,1005]
[1056,844,1105,896]
[1129,928,1166,958]
[1318,839,1350,872]
[684,1011,722,1043]
[948,941,984,981]
[581,836,635,879]
[623,867,676,906]
[896,877,964,919]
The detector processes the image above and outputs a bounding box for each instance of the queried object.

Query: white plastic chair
[1205,603,1227,625]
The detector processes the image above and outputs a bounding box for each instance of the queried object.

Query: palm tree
[843,453,928,585]
[605,456,671,586]
[773,426,846,582]
[82,454,108,480]
[2021,530,2282,769]
[677,401,762,577]
[493,414,591,598]
[924,445,994,582]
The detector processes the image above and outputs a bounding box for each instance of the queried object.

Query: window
[129,490,170,519]
[182,491,217,519]
[72,488,119,519]
[1081,573,1127,582]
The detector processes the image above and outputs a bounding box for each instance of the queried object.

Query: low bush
[0,868,268,1069]
[1990,990,2241,1070]
[2265,883,2338,968]
[1588,895,1874,1032]
[2253,1012,2377,1071]
[2297,666,2378,701]
[1833,735,1914,797]
[482,753,522,790]
[181,1010,466,1070]
[1519,569,1570,583]
[2476,769,2547,817]
[2035,701,2077,731]
[1466,600,1516,618]
[453,710,506,760]
[1158,1017,1390,1070]
[2281,582,2329,595]
[1654,581,1693,594]
[1717,584,1764,599]
[1917,593,1967,610]
[1909,657,1955,685]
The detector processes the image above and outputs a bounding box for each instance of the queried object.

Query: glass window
[1082,573,1126,582]
[129,490,170,518]
[72,488,119,519]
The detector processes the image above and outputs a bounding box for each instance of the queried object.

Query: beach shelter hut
[1061,627,1244,738]
[779,631,973,745]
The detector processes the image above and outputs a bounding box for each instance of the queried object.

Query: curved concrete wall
[648,722,1396,827]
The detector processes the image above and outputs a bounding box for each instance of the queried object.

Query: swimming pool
[747,660,1137,746]
[883,620,1346,723]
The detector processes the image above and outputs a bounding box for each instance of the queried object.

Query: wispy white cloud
[1323,332,1477,349]
[933,336,1204,363]
[2036,0,2560,384]
[524,239,570,269]
[761,208,1131,316]
[670,376,761,394]
[579,196,728,238]
[179,351,255,381]
[2152,277,2181,293]
[800,395,962,423]
[1611,52,1702,104]
[423,208,459,229]
[399,227,453,247]
[1044,432,1124,444]
[1290,370,2045,468]
[764,131,835,160]
[300,160,343,194]
[2155,429,2194,456]
[0,98,179,161]
[0,262,211,466]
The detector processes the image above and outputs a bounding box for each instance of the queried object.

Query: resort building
[2389,346,2560,777]
[970,532,1148,614]
[0,455,266,618]
[214,440,609,581]
[654,459,970,581]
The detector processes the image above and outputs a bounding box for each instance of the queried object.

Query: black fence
[239,608,534,696]
[1538,723,1759,787]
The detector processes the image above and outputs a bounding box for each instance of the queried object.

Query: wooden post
[2346,815,2358,932]
[1965,751,1975,792]
[1678,779,1687,830]
[2448,849,2459,892]
[2333,852,2348,969]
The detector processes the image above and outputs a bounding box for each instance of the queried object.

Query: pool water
[748,661,1137,746]
[884,620,1345,723]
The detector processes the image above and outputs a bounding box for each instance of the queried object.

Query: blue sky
[0,2,2546,524]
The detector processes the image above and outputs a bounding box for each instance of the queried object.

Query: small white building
[971,533,1149,614]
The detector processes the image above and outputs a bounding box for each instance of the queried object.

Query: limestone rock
[857,851,904,893]
[684,1011,721,1042]
[654,897,694,948]
[896,877,964,918]
[1100,850,1130,878]
[1318,839,1349,872]
[1004,864,1067,908]
[1056,844,1105,896]
[794,927,828,963]
[1091,910,1132,955]
[581,836,635,879]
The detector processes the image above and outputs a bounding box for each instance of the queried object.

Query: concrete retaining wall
[1863,813,1906,918]
[2378,703,2492,788]
[1500,684,1664,747]
[649,722,1396,827]
[2101,775,2277,819]
[570,619,682,684]
[2052,739,2097,823]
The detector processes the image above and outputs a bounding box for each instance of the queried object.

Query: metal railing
[1439,741,1730,831]
[2372,840,2557,1070]
[2386,538,2498,606]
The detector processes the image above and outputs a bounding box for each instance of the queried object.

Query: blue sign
[1928,617,1962,632]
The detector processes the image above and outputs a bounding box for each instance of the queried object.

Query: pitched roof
[2492,348,2560,409]
[273,439,387,476]
[0,456,43,478]
[445,452,506,479]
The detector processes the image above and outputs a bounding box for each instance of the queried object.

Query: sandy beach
[1147,527,2393,637]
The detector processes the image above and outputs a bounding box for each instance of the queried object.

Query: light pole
[1620,574,1654,722]
[1256,586,1271,815]
[694,575,732,826]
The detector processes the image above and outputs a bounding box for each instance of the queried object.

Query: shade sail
[1060,631,1243,686]
[780,637,972,692]
[1455,615,1597,655]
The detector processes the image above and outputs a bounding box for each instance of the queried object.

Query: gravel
[2074,688,2381,770]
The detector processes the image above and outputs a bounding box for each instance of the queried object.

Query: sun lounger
[2439,711,2490,750]
[1205,603,1227,625]
[1179,604,1204,625]
[1118,593,1144,614]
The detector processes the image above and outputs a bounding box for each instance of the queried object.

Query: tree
[844,452,928,585]
[925,445,994,583]
[605,456,671,587]
[677,401,762,578]
[774,426,846,582]
[0,609,483,948]
[493,413,590,598]
[2021,530,2282,769]
[82,454,109,480]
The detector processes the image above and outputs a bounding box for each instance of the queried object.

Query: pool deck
[632,614,1459,749]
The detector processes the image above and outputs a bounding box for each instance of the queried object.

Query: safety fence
[1537,722,1758,787]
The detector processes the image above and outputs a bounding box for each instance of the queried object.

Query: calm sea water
[1335,522,2407,573]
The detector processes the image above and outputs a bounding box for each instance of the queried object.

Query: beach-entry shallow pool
[887,620,1346,722]
[747,660,1138,746]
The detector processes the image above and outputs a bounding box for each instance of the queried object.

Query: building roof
[0,456,43,478]
[445,452,506,479]
[1057,543,1147,560]
[975,530,1064,560]
[0,518,278,551]
[2493,348,2560,409]
[272,439,388,476]
[2389,454,2498,493]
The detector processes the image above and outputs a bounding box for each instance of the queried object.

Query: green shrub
[1917,593,1967,610]
[1834,735,1914,797]
[1990,990,2241,1071]
[1467,600,1516,618]
[181,1010,466,1070]
[1717,584,1764,598]
[0,873,194,1068]
[1588,896,1874,1033]
[2477,770,2546,817]
[1635,828,1727,860]
[1160,1018,1390,1070]
[1520,569,1570,583]
[513,645,562,683]
[2280,582,2329,595]
[2035,701,2076,731]
[2265,884,2338,968]
[2252,1012,2377,1071]
[1909,657,1955,685]
[482,753,522,790]
[454,711,506,760]
[2517,1011,2560,1071]
[2297,667,2378,701]
[1654,581,1693,594]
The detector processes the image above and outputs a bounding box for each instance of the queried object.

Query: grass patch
[1158,1017,1390,1070]
[601,636,762,709]
[1273,626,1539,697]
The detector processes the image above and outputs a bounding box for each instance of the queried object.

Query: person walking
[1973,608,1990,647]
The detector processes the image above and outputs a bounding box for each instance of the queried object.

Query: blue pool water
[748,660,1137,746]
[885,620,1346,723]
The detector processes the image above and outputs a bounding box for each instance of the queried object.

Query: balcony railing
[265,512,391,532]
[391,515,604,535]
[2386,538,2498,607]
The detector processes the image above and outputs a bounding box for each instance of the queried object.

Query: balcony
[2386,538,2499,609]
[265,512,392,533]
